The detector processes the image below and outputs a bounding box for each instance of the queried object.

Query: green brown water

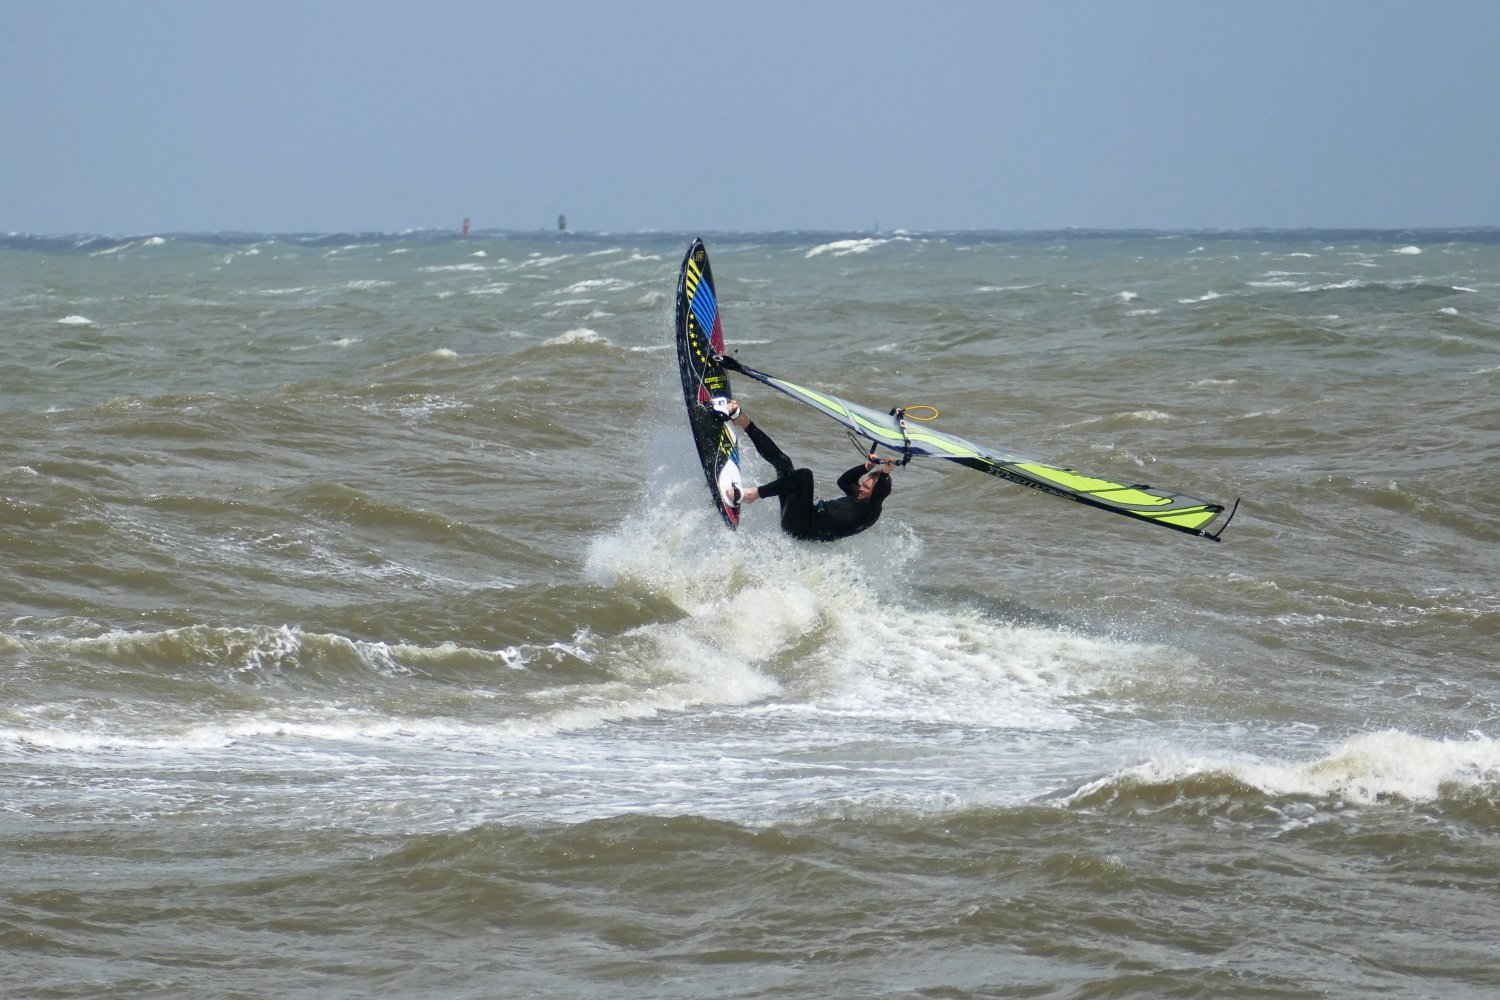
[4,230,1499,998]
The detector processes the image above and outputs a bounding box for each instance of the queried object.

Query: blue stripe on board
[690,280,717,334]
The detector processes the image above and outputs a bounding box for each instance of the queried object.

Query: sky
[5,1,1500,235]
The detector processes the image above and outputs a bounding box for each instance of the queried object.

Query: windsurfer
[713,397,894,542]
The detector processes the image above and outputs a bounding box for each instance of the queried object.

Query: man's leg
[742,422,796,481]
[755,468,820,540]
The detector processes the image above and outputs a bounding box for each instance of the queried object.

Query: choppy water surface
[3,229,1499,998]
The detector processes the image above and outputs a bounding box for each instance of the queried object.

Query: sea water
[3,229,1499,997]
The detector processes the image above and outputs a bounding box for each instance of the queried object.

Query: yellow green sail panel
[729,361,1235,541]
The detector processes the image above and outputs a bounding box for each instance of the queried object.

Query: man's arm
[837,464,867,496]
[837,454,893,496]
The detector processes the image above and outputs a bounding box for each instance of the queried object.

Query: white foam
[805,237,905,258]
[0,723,235,754]
[419,263,487,273]
[516,253,572,269]
[1115,409,1172,423]
[1075,731,1500,808]
[89,236,168,256]
[560,277,633,294]
[584,475,1161,734]
[1395,245,1423,255]
[1302,278,1362,292]
[543,328,608,346]
[57,314,94,326]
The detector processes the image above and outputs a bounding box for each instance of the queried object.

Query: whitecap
[1115,409,1172,423]
[517,254,572,269]
[1394,245,1423,255]
[543,328,609,347]
[1244,731,1500,804]
[57,314,94,326]
[582,480,1153,734]
[1302,278,1363,292]
[560,277,634,294]
[1070,731,1500,810]
[805,237,897,258]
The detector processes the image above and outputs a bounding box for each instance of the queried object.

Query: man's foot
[725,483,742,506]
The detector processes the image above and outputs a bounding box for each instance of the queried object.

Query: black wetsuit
[743,422,889,542]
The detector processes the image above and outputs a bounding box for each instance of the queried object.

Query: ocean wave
[418,263,488,273]
[515,253,574,269]
[1062,731,1500,817]
[540,328,611,347]
[87,235,168,256]
[558,277,634,295]
[805,236,909,259]
[585,476,1178,732]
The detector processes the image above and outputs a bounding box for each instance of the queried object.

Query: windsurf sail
[724,358,1237,541]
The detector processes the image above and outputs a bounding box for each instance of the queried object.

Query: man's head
[857,470,892,503]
